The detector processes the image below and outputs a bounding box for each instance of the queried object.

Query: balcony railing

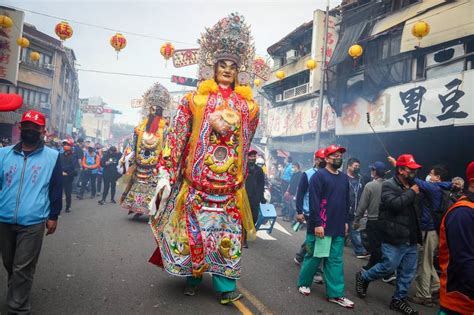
[277,83,309,102]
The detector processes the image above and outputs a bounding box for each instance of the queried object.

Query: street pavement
[0,195,438,315]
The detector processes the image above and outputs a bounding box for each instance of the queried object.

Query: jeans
[362,242,418,300]
[348,216,367,255]
[79,170,97,197]
[0,222,45,314]
[97,174,103,194]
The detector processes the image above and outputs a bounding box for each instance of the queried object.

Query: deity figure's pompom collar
[234,85,253,101]
[198,79,219,96]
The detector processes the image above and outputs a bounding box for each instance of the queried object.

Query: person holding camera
[98,146,122,205]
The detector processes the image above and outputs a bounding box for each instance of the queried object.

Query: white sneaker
[313,274,323,284]
[328,297,355,309]
[298,286,311,296]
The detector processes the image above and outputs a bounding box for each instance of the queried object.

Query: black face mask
[20,129,41,146]
[353,167,361,175]
[406,171,417,184]
[331,158,343,169]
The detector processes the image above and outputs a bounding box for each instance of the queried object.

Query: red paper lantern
[55,21,73,41]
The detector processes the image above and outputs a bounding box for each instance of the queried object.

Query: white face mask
[425,175,431,182]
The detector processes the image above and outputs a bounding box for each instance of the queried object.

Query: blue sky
[5,0,341,124]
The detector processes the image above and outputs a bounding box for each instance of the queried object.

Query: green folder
[313,236,332,258]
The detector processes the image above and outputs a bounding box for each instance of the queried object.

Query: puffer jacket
[378,175,422,245]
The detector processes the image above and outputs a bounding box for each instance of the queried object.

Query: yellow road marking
[232,300,253,315]
[237,283,274,315]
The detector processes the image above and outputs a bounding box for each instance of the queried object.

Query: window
[20,47,53,69]
[413,55,426,80]
[426,44,465,79]
[16,87,50,107]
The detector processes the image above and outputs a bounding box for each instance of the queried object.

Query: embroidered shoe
[298,286,311,296]
[328,297,355,309]
[220,291,243,305]
[390,298,419,314]
[355,271,369,298]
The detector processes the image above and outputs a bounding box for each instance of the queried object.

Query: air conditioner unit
[286,49,299,61]
[43,63,55,71]
[275,94,283,102]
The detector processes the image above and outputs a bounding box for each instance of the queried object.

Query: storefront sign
[0,7,24,85]
[335,70,474,135]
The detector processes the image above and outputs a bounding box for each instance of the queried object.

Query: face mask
[20,129,41,145]
[318,160,327,169]
[406,171,417,184]
[330,158,343,169]
[353,167,361,175]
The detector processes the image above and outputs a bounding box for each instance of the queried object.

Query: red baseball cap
[396,154,422,169]
[467,161,474,183]
[21,110,46,126]
[248,148,258,156]
[314,148,326,160]
[324,144,346,158]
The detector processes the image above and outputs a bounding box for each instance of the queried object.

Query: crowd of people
[270,144,473,314]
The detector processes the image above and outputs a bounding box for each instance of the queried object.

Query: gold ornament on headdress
[197,12,255,85]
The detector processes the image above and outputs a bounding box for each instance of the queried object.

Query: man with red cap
[294,148,326,277]
[297,145,354,309]
[438,162,474,314]
[0,110,63,314]
[356,154,422,314]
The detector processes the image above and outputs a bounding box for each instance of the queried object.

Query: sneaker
[355,271,369,298]
[298,286,311,296]
[390,298,418,314]
[356,252,370,259]
[220,291,243,305]
[184,285,197,296]
[313,274,323,284]
[382,273,397,283]
[294,257,302,266]
[328,297,355,309]
[98,200,105,205]
[65,208,71,213]
[407,296,434,307]
[110,199,116,204]
[76,195,83,200]
[361,265,370,271]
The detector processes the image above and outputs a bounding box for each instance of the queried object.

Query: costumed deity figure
[120,83,170,216]
[149,13,259,304]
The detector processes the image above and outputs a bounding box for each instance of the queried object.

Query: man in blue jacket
[409,165,452,307]
[0,110,62,314]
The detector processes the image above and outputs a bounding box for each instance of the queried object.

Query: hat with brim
[324,144,346,158]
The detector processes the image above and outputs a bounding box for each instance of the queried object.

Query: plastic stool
[255,203,277,233]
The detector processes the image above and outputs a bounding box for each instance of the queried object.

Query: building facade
[0,20,80,141]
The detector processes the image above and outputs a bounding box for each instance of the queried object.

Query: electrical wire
[7,5,195,46]
[76,69,170,79]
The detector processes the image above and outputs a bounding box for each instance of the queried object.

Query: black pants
[63,175,74,209]
[0,222,45,314]
[102,177,117,201]
[97,174,103,194]
[364,220,383,269]
[79,171,97,197]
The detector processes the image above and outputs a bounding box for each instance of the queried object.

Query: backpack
[429,188,456,234]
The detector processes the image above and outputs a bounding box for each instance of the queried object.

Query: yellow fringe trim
[171,181,190,226]
[198,79,219,96]
[234,85,253,101]
[236,188,256,241]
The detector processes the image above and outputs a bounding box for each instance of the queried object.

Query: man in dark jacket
[98,146,122,205]
[356,154,422,315]
[245,149,266,224]
[61,142,79,212]
[409,165,452,306]
[284,163,303,221]
[0,111,62,314]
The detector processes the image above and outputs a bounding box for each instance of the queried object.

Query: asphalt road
[0,196,438,315]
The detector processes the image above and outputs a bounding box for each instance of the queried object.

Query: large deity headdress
[142,82,171,110]
[197,13,255,85]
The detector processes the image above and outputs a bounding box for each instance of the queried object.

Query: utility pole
[315,0,330,150]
